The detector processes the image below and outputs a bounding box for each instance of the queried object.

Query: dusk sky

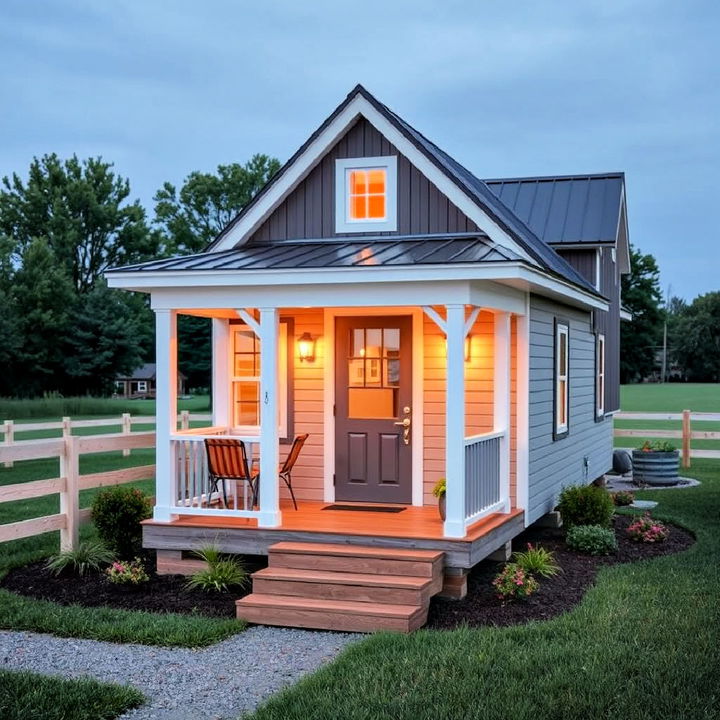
[1,0,717,300]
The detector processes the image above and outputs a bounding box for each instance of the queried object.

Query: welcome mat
[321,504,406,513]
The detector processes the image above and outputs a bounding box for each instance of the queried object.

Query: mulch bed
[0,551,264,619]
[427,514,695,630]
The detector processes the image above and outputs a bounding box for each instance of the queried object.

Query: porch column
[211,319,230,427]
[444,304,466,538]
[494,312,512,512]
[154,309,178,522]
[258,307,282,527]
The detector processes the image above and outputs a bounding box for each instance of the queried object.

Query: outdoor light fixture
[297,332,316,362]
[444,336,472,362]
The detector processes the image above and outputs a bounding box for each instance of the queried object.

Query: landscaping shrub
[557,484,614,528]
[566,525,618,555]
[492,563,539,601]
[611,490,635,506]
[512,543,560,578]
[627,513,670,543]
[45,541,114,577]
[185,545,248,593]
[105,558,150,585]
[91,487,152,559]
[638,439,676,453]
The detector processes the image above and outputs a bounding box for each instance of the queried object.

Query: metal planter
[631,450,680,486]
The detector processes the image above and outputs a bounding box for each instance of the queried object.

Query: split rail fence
[614,409,720,468]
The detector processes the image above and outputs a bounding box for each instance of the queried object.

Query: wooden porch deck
[142,502,525,568]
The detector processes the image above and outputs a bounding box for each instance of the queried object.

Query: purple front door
[335,316,413,504]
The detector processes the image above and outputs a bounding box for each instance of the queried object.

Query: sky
[1,0,718,300]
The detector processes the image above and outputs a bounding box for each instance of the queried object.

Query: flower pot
[631,449,680,486]
[438,494,446,521]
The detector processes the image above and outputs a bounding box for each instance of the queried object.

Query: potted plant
[632,440,680,486]
[433,478,446,521]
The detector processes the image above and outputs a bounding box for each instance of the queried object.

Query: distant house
[114,363,186,399]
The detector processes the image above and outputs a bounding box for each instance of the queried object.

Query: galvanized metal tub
[631,450,680,486]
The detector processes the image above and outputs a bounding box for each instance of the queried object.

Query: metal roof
[483,174,624,245]
[110,234,523,273]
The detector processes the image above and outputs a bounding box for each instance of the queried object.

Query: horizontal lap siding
[528,296,613,523]
[249,118,478,243]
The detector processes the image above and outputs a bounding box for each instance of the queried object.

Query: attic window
[335,156,397,233]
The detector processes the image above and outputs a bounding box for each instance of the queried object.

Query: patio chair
[204,438,258,509]
[253,433,308,511]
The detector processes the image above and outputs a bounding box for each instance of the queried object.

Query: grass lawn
[245,459,720,720]
[620,383,720,413]
[0,668,143,720]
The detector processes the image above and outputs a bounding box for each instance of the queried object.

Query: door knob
[393,418,411,428]
[394,417,411,445]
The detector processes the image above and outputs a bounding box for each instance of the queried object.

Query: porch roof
[108,233,524,273]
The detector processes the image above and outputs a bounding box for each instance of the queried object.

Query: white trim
[323,307,425,507]
[421,305,446,334]
[464,429,505,444]
[555,321,570,435]
[620,308,633,322]
[595,248,602,291]
[211,319,230,427]
[235,308,259,334]
[334,156,397,233]
[516,297,530,526]
[596,333,606,418]
[209,93,535,264]
[494,312,511,513]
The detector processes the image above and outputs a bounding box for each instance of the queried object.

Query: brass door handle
[394,417,411,445]
[393,418,411,428]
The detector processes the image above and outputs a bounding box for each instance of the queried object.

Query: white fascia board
[620,308,633,322]
[211,94,536,266]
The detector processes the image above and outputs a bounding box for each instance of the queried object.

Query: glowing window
[335,156,397,233]
[348,169,387,221]
[555,321,569,437]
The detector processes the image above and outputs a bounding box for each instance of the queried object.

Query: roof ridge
[484,171,625,183]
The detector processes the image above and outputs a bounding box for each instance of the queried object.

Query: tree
[670,292,720,382]
[0,154,157,293]
[620,246,664,383]
[154,154,280,254]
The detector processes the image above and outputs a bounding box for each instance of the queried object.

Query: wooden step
[236,593,428,633]
[269,542,444,578]
[252,566,442,605]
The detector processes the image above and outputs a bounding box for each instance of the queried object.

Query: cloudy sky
[1,0,717,299]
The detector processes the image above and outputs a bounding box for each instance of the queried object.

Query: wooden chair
[278,433,308,510]
[204,438,258,509]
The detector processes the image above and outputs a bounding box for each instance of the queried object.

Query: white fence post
[59,435,79,551]
[62,416,72,440]
[3,420,13,469]
[180,410,190,430]
[122,413,131,457]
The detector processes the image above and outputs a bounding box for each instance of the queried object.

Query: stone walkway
[0,627,359,719]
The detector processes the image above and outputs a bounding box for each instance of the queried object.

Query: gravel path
[0,627,359,719]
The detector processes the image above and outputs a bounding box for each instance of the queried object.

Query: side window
[596,333,605,419]
[554,320,570,438]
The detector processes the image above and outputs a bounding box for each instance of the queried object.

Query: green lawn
[245,459,720,720]
[0,669,143,720]
[620,383,720,413]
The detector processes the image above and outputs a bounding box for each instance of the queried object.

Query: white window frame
[230,322,288,438]
[596,333,606,418]
[137,380,147,393]
[555,321,570,437]
[334,156,398,233]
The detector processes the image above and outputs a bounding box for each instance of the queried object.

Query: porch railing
[169,428,262,518]
[464,430,505,525]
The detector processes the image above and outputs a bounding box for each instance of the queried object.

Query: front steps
[236,542,444,633]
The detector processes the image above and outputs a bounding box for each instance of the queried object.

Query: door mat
[321,504,406,513]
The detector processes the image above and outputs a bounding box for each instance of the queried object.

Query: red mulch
[426,514,695,630]
[0,551,264,619]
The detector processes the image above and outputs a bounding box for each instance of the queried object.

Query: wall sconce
[444,336,472,362]
[298,332,316,362]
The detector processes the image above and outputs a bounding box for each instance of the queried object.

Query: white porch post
[257,307,282,527]
[494,312,512,512]
[154,309,178,522]
[211,318,230,427]
[444,304,466,538]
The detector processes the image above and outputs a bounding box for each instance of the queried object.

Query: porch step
[235,593,428,633]
[236,542,444,633]
[269,541,444,578]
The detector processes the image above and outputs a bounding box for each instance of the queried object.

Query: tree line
[0,153,279,397]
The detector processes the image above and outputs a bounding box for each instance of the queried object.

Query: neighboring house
[106,85,630,632]
[114,363,186,399]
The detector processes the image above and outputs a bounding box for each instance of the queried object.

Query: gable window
[230,321,290,439]
[554,320,570,438]
[596,333,605,419]
[335,156,397,233]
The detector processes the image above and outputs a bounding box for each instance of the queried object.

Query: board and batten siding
[248,117,479,243]
[527,295,613,524]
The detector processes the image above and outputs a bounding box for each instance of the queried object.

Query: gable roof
[207,84,601,297]
[483,174,625,245]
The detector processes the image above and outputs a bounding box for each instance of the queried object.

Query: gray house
[106,85,630,632]
[114,363,186,399]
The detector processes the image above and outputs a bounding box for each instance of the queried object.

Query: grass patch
[245,460,720,720]
[620,383,720,413]
[0,668,144,720]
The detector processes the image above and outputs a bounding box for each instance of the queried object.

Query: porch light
[444,336,472,362]
[298,332,316,362]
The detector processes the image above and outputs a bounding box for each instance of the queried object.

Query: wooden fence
[614,409,720,467]
[0,430,157,551]
[2,411,211,468]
